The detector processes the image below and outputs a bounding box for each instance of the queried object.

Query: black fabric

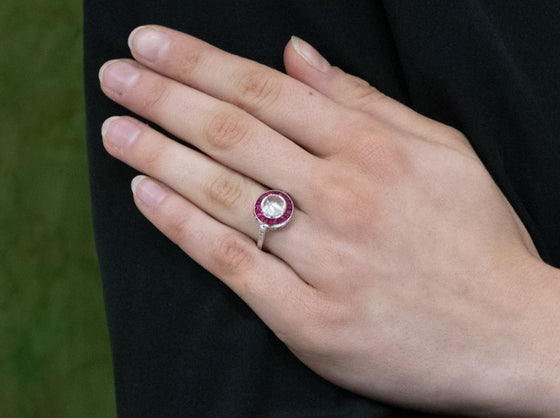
[83,1,560,416]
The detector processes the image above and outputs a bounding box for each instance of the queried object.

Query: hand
[99,26,560,415]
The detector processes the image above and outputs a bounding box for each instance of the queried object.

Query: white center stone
[261,195,286,219]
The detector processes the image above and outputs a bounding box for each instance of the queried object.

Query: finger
[126,25,361,156]
[98,59,321,195]
[102,116,314,258]
[283,36,465,144]
[130,174,316,339]
[285,37,385,109]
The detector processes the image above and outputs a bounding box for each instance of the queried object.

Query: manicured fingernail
[131,175,166,207]
[291,36,330,72]
[102,117,140,152]
[99,61,139,93]
[128,26,170,62]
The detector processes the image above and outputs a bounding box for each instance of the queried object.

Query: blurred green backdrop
[0,0,116,416]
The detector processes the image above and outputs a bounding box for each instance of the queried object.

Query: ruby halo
[254,190,294,230]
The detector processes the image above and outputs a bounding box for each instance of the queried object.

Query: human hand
[99,26,560,415]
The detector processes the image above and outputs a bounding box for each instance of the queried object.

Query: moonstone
[261,195,286,219]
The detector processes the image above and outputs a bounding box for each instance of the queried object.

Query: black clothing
[83,1,560,416]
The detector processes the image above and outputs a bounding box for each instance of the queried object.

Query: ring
[254,190,294,249]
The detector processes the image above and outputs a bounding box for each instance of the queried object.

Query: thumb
[284,36,390,113]
[284,36,467,143]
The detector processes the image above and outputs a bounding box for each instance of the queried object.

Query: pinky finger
[130,175,314,337]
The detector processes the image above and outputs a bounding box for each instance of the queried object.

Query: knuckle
[205,173,244,209]
[312,170,380,235]
[343,76,387,110]
[141,80,172,116]
[289,298,350,353]
[358,87,387,106]
[176,46,203,77]
[138,139,167,172]
[344,125,411,180]
[437,124,469,145]
[156,199,191,243]
[341,70,371,88]
[213,234,254,276]
[331,191,373,230]
[313,170,357,207]
[204,109,250,151]
[236,69,282,112]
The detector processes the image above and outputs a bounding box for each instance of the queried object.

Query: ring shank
[257,224,268,250]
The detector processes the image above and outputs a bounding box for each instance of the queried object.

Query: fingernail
[131,175,146,193]
[101,116,116,137]
[102,117,140,152]
[129,26,170,62]
[291,36,330,72]
[131,175,166,207]
[99,61,139,93]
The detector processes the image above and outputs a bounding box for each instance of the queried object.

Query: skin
[98,25,560,415]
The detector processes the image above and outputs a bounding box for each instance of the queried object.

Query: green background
[1,0,116,416]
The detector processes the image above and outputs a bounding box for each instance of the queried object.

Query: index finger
[127,25,359,156]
